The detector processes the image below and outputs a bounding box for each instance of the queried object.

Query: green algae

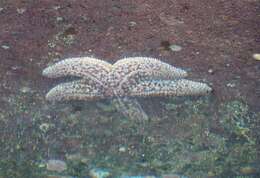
[0,90,259,177]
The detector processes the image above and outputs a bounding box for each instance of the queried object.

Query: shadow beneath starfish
[67,96,149,123]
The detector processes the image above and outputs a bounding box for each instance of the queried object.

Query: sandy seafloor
[0,1,259,178]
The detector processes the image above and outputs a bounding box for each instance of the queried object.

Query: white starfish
[42,56,212,119]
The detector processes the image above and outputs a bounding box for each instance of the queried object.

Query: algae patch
[0,90,259,177]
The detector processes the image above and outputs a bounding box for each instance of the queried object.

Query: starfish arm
[45,80,106,101]
[42,57,112,84]
[129,79,212,97]
[111,57,187,80]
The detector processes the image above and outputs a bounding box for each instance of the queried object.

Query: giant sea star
[43,57,211,100]
[42,57,212,119]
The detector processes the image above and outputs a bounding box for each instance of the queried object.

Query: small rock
[169,44,182,52]
[89,168,111,178]
[119,146,127,153]
[208,68,214,74]
[53,6,61,10]
[226,83,236,88]
[129,21,137,27]
[11,65,22,71]
[239,166,257,175]
[56,17,64,22]
[17,8,26,14]
[1,45,10,50]
[46,160,67,172]
[253,53,260,61]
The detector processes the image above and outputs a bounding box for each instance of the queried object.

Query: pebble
[46,159,67,172]
[16,8,26,14]
[129,21,137,27]
[53,6,61,10]
[56,17,64,22]
[89,168,111,178]
[169,45,182,52]
[119,146,127,153]
[253,53,260,61]
[239,166,257,174]
[208,68,214,74]
[1,45,10,50]
[226,83,236,88]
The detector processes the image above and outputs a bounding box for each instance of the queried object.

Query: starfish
[43,57,211,99]
[42,57,212,119]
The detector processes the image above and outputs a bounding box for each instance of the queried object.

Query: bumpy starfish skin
[130,79,212,97]
[109,57,188,95]
[46,80,105,101]
[111,57,187,80]
[43,56,212,101]
[42,57,112,86]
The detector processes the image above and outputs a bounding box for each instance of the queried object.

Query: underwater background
[0,1,259,178]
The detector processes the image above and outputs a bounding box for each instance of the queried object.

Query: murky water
[0,1,259,178]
